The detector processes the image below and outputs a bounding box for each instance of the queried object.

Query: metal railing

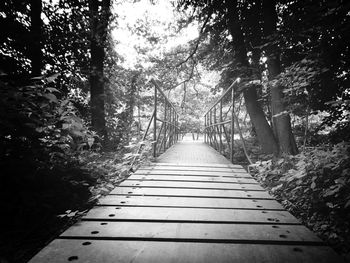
[151,79,180,157]
[131,79,179,167]
[204,79,240,163]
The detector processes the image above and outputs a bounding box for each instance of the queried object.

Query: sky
[112,0,199,69]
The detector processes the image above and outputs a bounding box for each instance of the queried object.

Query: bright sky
[112,0,199,69]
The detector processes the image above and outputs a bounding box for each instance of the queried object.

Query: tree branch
[175,13,211,68]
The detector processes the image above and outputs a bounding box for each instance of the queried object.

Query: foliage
[0,76,96,162]
[276,0,350,132]
[250,142,350,255]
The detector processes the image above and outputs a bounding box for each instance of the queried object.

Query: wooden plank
[98,196,284,210]
[61,221,322,243]
[138,166,244,173]
[128,174,257,183]
[119,180,264,191]
[83,206,300,224]
[29,239,343,263]
[151,162,244,169]
[110,187,273,199]
[134,170,252,177]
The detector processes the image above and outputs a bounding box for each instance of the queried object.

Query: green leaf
[311,182,316,189]
[46,73,60,83]
[45,87,60,93]
[345,199,350,209]
[43,93,58,103]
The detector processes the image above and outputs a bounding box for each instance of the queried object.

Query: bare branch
[170,58,197,90]
[175,13,211,68]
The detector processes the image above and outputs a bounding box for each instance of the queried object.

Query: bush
[250,142,350,254]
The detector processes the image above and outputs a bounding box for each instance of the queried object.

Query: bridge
[29,80,343,262]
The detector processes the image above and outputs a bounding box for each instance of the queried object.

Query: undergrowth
[0,78,153,263]
[250,142,350,260]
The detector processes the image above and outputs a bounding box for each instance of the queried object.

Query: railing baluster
[132,79,180,166]
[163,103,167,152]
[213,106,219,151]
[168,107,172,148]
[203,79,240,164]
[153,84,157,157]
[219,100,223,154]
[204,114,206,143]
[230,84,235,163]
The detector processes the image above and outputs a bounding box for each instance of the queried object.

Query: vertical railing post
[171,110,173,145]
[176,114,179,142]
[209,110,212,147]
[168,107,172,148]
[213,106,218,151]
[230,86,234,163]
[163,103,167,152]
[153,84,157,157]
[219,100,223,154]
[208,114,211,146]
[204,114,206,143]
[206,114,209,145]
[173,110,176,145]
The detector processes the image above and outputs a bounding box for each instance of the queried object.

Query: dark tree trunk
[89,0,111,142]
[244,85,279,154]
[262,0,298,155]
[226,2,279,155]
[124,73,139,142]
[30,0,42,77]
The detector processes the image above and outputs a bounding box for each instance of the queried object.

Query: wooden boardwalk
[29,138,343,262]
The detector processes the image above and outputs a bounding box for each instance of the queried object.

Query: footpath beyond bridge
[29,135,343,262]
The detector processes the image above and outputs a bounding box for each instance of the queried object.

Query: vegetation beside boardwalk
[250,142,350,260]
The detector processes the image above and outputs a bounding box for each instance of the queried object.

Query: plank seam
[133,173,252,178]
[57,236,325,246]
[95,204,285,211]
[109,194,275,200]
[138,169,245,173]
[81,218,302,225]
[117,186,265,191]
[125,179,259,184]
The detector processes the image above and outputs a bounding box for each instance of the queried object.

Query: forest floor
[248,142,350,262]
[0,151,146,263]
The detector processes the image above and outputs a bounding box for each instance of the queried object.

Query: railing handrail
[204,78,240,116]
[203,78,251,165]
[130,79,180,168]
[151,79,178,115]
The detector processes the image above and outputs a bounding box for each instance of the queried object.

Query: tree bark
[262,0,298,155]
[125,73,139,141]
[89,0,111,142]
[244,85,279,154]
[226,2,279,155]
[30,0,42,77]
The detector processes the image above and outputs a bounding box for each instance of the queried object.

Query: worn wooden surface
[29,141,343,262]
[110,186,274,199]
[98,195,284,210]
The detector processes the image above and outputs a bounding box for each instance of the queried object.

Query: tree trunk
[226,1,279,155]
[262,0,298,155]
[244,85,279,154]
[30,0,42,77]
[89,0,110,142]
[125,73,138,141]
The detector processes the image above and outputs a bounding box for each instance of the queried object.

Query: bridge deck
[29,138,342,262]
